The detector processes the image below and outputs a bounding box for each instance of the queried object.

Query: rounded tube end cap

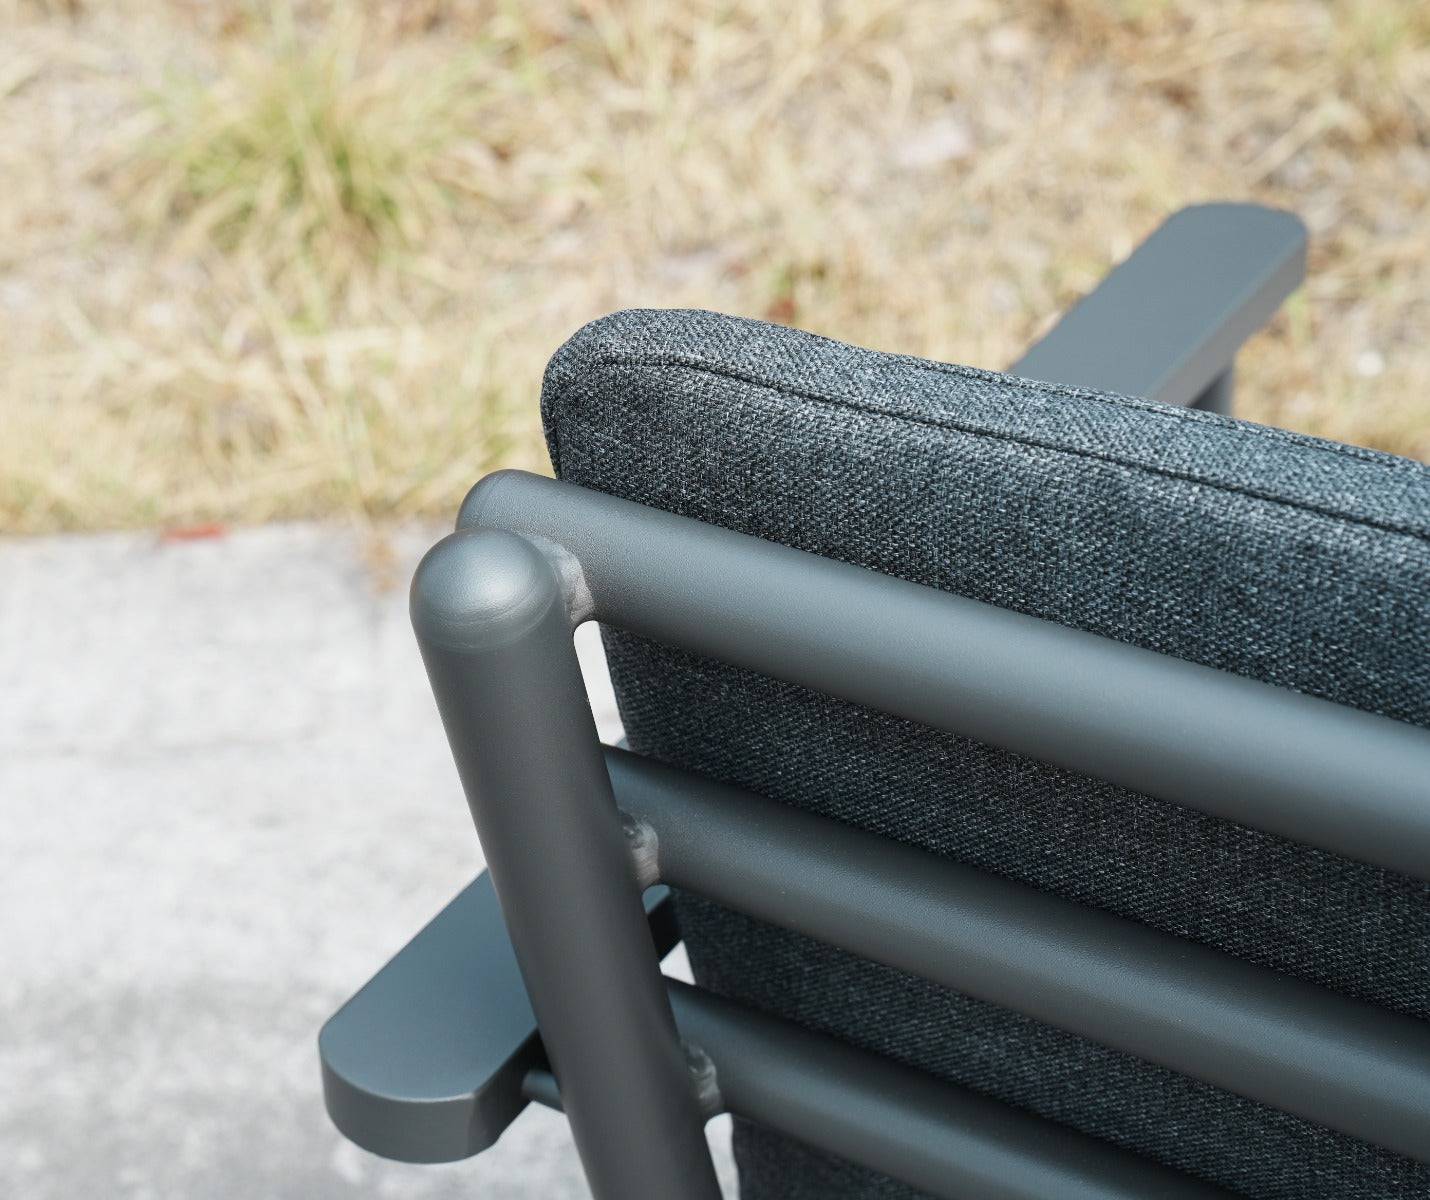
[411,529,561,653]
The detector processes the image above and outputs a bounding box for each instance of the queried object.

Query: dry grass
[1,0,1427,532]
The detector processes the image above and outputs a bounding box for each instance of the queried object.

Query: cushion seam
[600,317,1412,469]
[550,352,1428,544]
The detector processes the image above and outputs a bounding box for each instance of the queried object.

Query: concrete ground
[0,523,738,1198]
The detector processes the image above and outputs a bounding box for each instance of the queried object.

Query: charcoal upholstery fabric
[539,308,1430,1200]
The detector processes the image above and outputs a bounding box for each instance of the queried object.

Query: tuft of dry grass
[0,0,1426,533]
[118,14,494,295]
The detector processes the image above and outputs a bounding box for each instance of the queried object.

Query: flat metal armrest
[1011,203,1307,409]
[319,871,680,1164]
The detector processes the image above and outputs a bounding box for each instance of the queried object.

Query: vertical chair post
[410,528,721,1200]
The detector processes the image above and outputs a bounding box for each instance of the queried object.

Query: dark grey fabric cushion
[539,308,1430,1200]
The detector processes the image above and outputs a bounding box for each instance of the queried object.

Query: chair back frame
[402,469,1430,1198]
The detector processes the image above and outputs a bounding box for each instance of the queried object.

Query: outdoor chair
[319,203,1430,1199]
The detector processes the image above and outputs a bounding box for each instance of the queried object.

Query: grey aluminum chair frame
[319,205,1430,1199]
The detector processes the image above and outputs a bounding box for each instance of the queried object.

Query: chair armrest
[318,870,680,1163]
[1010,203,1306,410]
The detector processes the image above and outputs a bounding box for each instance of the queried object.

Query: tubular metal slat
[460,470,1430,883]
[320,870,1237,1197]
[526,983,1240,1200]
[606,746,1430,1164]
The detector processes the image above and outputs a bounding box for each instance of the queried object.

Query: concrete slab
[0,523,738,1198]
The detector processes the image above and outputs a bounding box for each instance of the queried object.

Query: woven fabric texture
[539,308,1430,1200]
